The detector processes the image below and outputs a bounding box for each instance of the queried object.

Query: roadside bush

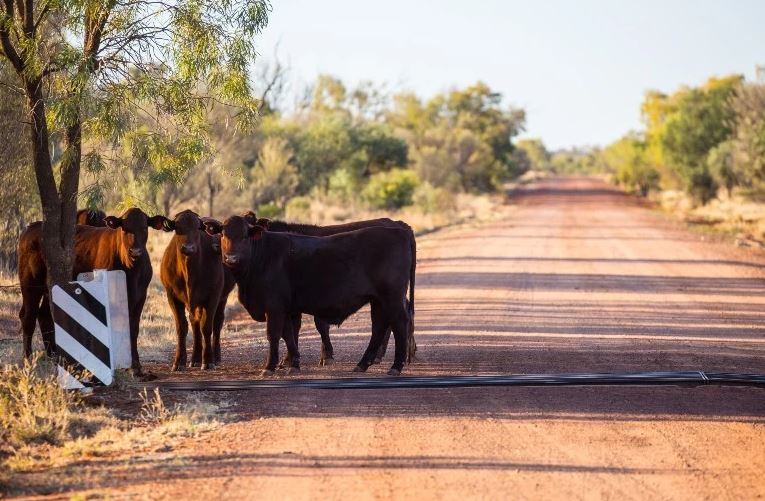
[362,168,420,210]
[412,182,456,214]
[326,168,358,204]
[285,196,312,221]
[687,170,718,206]
[256,203,283,219]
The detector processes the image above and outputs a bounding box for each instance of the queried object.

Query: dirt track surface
[17,177,765,499]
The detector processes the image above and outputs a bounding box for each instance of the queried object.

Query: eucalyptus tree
[0,0,270,289]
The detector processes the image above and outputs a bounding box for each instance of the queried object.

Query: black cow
[242,211,417,365]
[205,216,415,376]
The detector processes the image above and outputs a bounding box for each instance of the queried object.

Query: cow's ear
[242,210,257,225]
[248,224,265,240]
[203,220,223,235]
[104,216,123,229]
[148,215,173,232]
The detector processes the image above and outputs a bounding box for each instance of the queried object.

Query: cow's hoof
[352,365,367,373]
[285,366,300,375]
[200,363,214,370]
[261,369,275,377]
[387,368,401,376]
[188,361,201,368]
[319,357,334,367]
[372,356,383,365]
[171,363,185,372]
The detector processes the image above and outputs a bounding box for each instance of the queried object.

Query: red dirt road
[19,177,765,499]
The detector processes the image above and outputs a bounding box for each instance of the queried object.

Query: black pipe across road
[151,371,765,392]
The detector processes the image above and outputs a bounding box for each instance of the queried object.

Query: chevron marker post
[51,269,131,390]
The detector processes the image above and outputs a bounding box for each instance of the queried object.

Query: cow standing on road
[160,210,235,371]
[17,208,170,375]
[205,216,415,376]
[241,211,417,366]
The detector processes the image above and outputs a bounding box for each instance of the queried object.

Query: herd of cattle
[17,208,417,377]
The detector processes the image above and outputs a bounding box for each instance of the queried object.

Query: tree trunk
[207,169,215,217]
[26,79,79,292]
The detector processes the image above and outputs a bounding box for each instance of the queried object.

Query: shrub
[362,168,420,210]
[256,203,283,219]
[285,196,312,221]
[412,182,456,214]
[327,168,358,204]
[687,170,718,205]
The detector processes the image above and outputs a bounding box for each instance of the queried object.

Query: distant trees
[201,77,527,218]
[390,82,526,192]
[530,74,765,205]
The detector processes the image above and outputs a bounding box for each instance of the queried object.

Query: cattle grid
[151,371,765,392]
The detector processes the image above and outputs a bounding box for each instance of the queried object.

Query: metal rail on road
[150,371,765,392]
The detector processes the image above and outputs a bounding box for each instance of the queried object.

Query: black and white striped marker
[52,269,131,390]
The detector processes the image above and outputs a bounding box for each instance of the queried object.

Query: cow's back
[283,227,412,322]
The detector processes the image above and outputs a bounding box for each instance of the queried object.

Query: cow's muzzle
[128,247,144,258]
[180,243,197,256]
[223,254,239,266]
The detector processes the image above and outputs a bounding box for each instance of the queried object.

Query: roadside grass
[654,189,765,247]
[1,353,230,487]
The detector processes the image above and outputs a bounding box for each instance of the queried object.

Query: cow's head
[204,215,264,268]
[162,210,207,256]
[104,208,171,262]
[241,210,257,224]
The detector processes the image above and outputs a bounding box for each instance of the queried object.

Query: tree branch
[0,0,23,72]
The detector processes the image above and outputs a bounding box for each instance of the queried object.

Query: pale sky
[256,0,765,150]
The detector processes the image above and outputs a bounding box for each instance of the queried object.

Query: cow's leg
[38,295,55,357]
[353,301,388,372]
[283,312,301,374]
[20,288,43,358]
[279,313,301,369]
[168,293,188,371]
[372,327,392,365]
[189,314,203,368]
[128,288,149,376]
[314,318,334,367]
[373,298,409,364]
[387,303,409,376]
[263,312,286,376]
[200,307,215,370]
[212,298,226,365]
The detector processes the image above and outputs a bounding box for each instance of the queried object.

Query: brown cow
[160,210,235,371]
[205,216,415,376]
[17,208,170,375]
[241,211,417,365]
[76,208,107,227]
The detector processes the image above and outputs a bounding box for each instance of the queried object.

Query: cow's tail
[407,230,417,363]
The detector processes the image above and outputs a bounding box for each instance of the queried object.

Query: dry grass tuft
[654,189,765,245]
[0,354,74,451]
